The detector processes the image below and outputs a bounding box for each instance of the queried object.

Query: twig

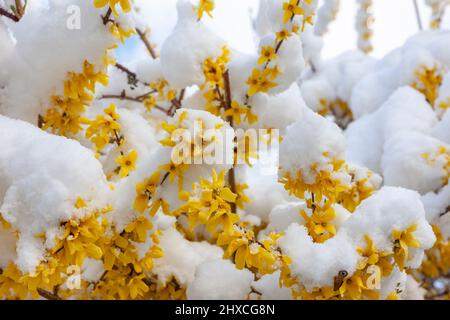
[167,89,185,116]
[114,63,150,86]
[413,0,423,31]
[14,0,24,18]
[136,28,158,59]
[102,8,113,25]
[100,91,171,114]
[0,8,19,22]
[37,288,62,300]
[223,70,237,213]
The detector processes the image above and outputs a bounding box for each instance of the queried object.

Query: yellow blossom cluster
[0,197,164,300]
[245,0,315,97]
[421,145,450,185]
[411,65,444,107]
[171,170,285,275]
[42,60,110,136]
[420,225,450,279]
[195,0,215,20]
[336,168,379,213]
[318,98,353,128]
[94,0,131,16]
[300,202,337,243]
[42,1,136,136]
[281,157,349,204]
[293,230,422,300]
[356,0,374,54]
[201,47,259,126]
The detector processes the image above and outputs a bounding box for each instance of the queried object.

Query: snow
[187,259,254,300]
[160,0,226,89]
[153,228,223,287]
[0,115,109,272]
[0,0,118,124]
[280,108,349,185]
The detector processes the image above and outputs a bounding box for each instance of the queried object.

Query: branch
[0,8,19,22]
[14,0,24,19]
[101,8,113,25]
[413,0,423,31]
[136,28,158,59]
[37,288,62,300]
[100,90,171,114]
[223,70,237,213]
[115,63,150,86]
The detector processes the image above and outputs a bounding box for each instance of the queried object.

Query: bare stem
[115,63,150,86]
[0,8,19,22]
[136,28,158,59]
[413,0,423,31]
[223,70,237,213]
[37,288,62,300]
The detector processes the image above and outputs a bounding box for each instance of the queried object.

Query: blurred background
[117,0,450,62]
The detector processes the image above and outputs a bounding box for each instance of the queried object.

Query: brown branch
[14,0,24,18]
[0,8,19,22]
[136,28,158,59]
[37,288,62,300]
[102,8,113,25]
[100,91,171,114]
[413,0,423,31]
[223,70,237,213]
[114,63,150,86]
[167,89,185,116]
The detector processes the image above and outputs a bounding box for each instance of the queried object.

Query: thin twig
[0,8,19,22]
[223,70,237,213]
[136,28,158,59]
[114,63,150,86]
[37,288,62,300]
[14,0,24,18]
[102,8,113,25]
[413,0,423,31]
[100,92,171,114]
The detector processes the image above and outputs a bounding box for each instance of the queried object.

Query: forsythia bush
[0,0,449,300]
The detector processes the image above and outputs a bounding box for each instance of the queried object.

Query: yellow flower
[246,68,278,96]
[84,104,121,152]
[235,184,251,210]
[116,150,138,178]
[196,0,215,20]
[300,205,336,243]
[75,197,87,209]
[276,29,291,42]
[159,163,189,190]
[202,46,230,87]
[282,0,304,24]
[392,224,421,271]
[224,101,246,125]
[94,0,131,16]
[411,65,443,106]
[125,216,153,243]
[357,235,393,276]
[258,46,278,65]
[134,171,161,213]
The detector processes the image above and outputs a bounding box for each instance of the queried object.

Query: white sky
[121,0,449,62]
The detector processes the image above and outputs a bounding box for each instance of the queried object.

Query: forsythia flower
[196,0,215,20]
[258,46,278,65]
[224,101,247,125]
[116,150,138,178]
[134,171,161,213]
[392,224,421,271]
[94,0,131,16]
[300,205,337,243]
[282,0,304,23]
[246,68,278,96]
